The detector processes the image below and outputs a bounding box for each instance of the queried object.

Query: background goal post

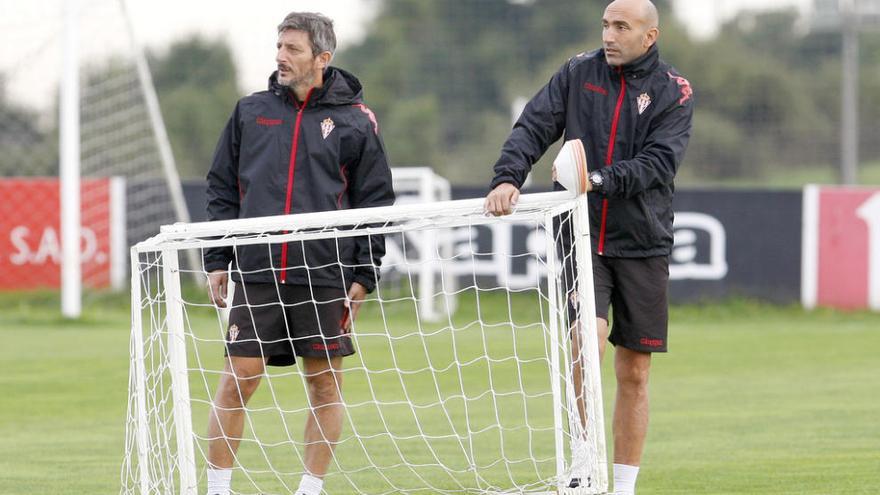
[390,167,456,322]
[123,191,607,494]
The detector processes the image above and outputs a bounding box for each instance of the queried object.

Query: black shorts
[225,282,355,367]
[590,254,669,353]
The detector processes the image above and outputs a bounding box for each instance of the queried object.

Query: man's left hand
[341,282,368,333]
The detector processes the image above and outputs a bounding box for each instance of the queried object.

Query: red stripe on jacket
[597,68,626,255]
[280,88,314,283]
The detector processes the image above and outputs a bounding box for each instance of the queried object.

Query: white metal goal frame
[125,191,607,495]
[389,167,456,322]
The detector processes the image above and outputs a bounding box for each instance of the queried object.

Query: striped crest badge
[321,117,335,139]
[637,93,652,115]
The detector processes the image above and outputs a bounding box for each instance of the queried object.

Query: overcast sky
[127,0,812,96]
[1,0,813,108]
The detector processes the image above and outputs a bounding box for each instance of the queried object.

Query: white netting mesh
[123,193,606,494]
[0,0,184,289]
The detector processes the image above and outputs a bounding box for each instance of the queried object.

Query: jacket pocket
[636,194,662,246]
[648,189,674,247]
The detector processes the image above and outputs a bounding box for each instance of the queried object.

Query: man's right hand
[208,269,229,308]
[484,183,521,217]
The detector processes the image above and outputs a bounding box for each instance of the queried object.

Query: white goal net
[0,0,190,293]
[122,191,607,494]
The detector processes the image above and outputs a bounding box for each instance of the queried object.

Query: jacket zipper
[280,87,314,283]
[597,67,626,255]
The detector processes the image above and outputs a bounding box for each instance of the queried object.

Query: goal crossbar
[138,191,577,252]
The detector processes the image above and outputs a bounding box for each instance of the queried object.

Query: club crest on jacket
[637,93,652,115]
[321,117,335,139]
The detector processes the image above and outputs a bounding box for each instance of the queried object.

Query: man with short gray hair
[277,11,337,56]
[203,11,394,495]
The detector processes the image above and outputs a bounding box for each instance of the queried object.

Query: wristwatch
[589,171,604,193]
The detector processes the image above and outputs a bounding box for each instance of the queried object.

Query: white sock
[295,474,324,495]
[206,468,232,495]
[613,463,639,495]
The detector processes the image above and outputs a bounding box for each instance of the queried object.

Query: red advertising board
[0,178,123,290]
[802,185,880,311]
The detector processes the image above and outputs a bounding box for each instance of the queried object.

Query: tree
[337,0,876,185]
[337,0,609,183]
[149,36,241,179]
[0,77,57,177]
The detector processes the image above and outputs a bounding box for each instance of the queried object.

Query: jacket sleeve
[349,112,396,292]
[203,102,242,273]
[490,61,570,189]
[598,91,694,199]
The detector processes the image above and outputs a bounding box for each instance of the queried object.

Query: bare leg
[207,356,267,468]
[612,347,651,466]
[596,318,609,362]
[571,317,610,431]
[301,356,345,477]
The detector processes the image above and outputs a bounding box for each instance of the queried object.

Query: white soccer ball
[552,139,589,195]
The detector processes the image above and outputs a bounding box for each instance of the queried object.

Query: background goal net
[123,191,607,494]
[0,0,191,307]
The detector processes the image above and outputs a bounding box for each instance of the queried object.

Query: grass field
[675,160,880,189]
[1,291,878,494]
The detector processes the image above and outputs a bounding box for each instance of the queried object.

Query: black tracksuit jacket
[491,44,694,257]
[204,67,395,291]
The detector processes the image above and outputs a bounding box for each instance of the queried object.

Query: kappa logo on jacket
[321,117,335,139]
[256,116,282,126]
[668,71,693,105]
[353,104,379,135]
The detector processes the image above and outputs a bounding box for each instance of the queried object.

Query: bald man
[485,1,693,494]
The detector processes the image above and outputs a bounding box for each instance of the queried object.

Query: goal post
[389,167,456,322]
[123,191,607,494]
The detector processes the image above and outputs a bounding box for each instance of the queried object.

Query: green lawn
[676,160,880,189]
[1,292,878,494]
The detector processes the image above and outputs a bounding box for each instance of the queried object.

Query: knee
[217,371,262,407]
[615,355,651,393]
[306,373,341,406]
